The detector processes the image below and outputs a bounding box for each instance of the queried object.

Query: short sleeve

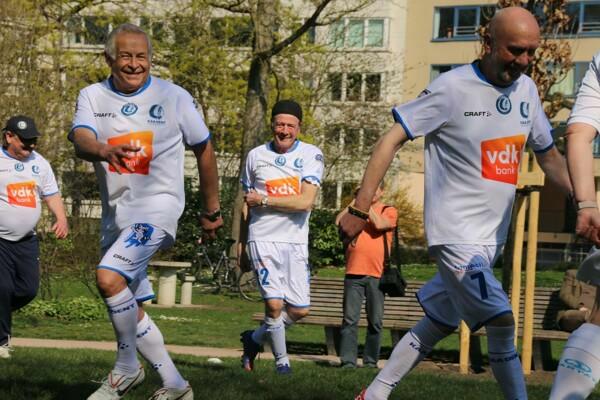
[301,147,324,187]
[177,89,211,147]
[382,206,398,228]
[569,53,600,133]
[527,87,554,153]
[391,81,453,140]
[69,89,98,140]
[241,150,255,192]
[40,161,59,197]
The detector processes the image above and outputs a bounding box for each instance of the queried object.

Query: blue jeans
[339,274,384,366]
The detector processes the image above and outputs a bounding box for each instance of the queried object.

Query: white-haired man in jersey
[550,51,600,399]
[339,7,573,400]
[69,24,222,400]
[239,100,324,374]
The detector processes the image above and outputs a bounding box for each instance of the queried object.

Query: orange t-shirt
[345,203,398,278]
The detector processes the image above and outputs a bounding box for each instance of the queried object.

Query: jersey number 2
[259,268,270,286]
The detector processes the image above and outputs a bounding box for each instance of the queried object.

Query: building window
[328,72,383,102]
[66,16,111,46]
[433,5,495,39]
[210,16,253,47]
[549,62,589,97]
[329,18,386,49]
[565,1,600,34]
[430,64,463,81]
[323,125,380,156]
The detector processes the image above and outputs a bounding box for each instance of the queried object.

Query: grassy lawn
[4,348,598,400]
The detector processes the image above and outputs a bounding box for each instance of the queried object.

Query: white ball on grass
[207,357,223,365]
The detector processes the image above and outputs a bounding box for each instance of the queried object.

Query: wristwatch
[260,196,269,207]
[202,209,222,222]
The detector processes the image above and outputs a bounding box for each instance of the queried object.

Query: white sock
[104,287,139,375]
[136,313,187,389]
[266,316,289,367]
[550,323,600,400]
[486,325,527,400]
[281,310,295,328]
[365,317,448,400]
[251,310,295,345]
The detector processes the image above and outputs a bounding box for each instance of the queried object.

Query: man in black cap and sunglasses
[0,115,68,358]
[238,100,324,374]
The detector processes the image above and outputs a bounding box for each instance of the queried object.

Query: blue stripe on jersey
[470,309,513,332]
[70,124,99,140]
[136,294,155,303]
[470,61,490,85]
[97,265,134,283]
[392,108,415,140]
[107,76,152,97]
[302,176,321,184]
[41,191,59,198]
[533,142,555,154]
[285,301,310,308]
[188,134,211,149]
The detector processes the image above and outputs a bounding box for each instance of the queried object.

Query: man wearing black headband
[239,100,324,374]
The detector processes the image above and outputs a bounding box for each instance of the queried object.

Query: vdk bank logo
[496,95,512,115]
[481,134,525,185]
[107,131,154,175]
[265,177,300,197]
[121,103,138,116]
[7,181,37,208]
[149,104,164,119]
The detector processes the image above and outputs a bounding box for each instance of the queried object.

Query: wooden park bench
[251,276,569,372]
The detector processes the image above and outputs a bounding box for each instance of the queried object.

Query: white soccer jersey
[242,140,324,244]
[569,51,600,132]
[393,62,554,246]
[0,149,59,241]
[70,76,210,247]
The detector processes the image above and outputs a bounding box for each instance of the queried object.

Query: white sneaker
[0,343,11,359]
[87,366,145,400]
[148,384,193,400]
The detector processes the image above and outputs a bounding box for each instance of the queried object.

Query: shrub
[18,297,106,321]
[309,208,345,268]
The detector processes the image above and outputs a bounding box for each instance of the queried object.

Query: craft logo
[496,95,512,115]
[121,103,138,116]
[481,134,525,185]
[7,181,37,208]
[107,131,153,174]
[265,177,300,197]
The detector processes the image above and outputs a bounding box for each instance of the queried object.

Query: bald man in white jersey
[339,7,572,400]
[70,24,222,400]
[550,52,600,399]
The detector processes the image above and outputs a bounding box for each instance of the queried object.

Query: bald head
[488,7,540,45]
[480,6,540,86]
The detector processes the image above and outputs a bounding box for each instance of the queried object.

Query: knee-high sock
[105,287,139,375]
[265,315,289,367]
[365,317,448,400]
[550,323,600,400]
[486,325,527,400]
[136,313,187,389]
[251,310,295,345]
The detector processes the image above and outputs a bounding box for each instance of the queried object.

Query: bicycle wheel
[237,271,262,301]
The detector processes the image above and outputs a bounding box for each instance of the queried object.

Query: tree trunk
[230,0,276,253]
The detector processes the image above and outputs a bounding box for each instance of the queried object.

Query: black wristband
[202,209,221,222]
[348,205,369,220]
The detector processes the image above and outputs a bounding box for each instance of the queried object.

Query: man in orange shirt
[335,184,398,368]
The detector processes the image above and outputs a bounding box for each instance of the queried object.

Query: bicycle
[237,268,261,302]
[193,238,238,293]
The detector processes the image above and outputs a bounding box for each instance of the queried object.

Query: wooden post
[511,194,528,345]
[522,187,541,374]
[459,321,470,374]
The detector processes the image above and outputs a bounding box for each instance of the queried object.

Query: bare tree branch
[205,0,251,14]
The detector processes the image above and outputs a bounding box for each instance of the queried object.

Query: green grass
[4,348,599,400]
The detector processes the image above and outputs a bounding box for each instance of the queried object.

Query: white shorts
[577,246,600,286]
[99,223,173,302]
[417,244,512,331]
[247,241,310,308]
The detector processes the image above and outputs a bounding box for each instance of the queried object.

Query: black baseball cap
[271,100,302,122]
[4,115,41,139]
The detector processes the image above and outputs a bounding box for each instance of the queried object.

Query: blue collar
[471,60,517,89]
[2,147,33,161]
[108,76,152,97]
[268,140,300,154]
